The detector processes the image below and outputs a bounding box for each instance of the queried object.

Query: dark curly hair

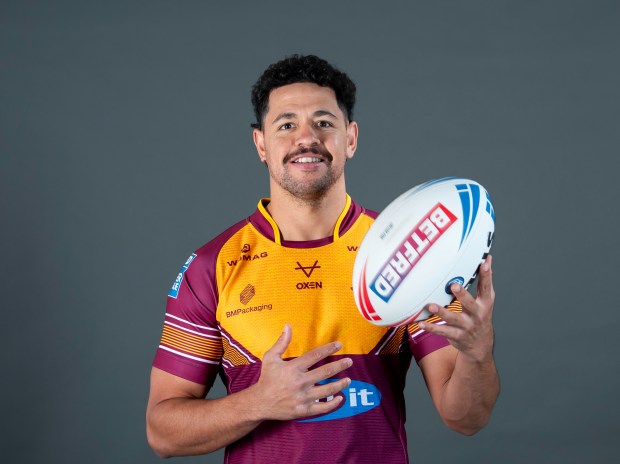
[251,54,356,130]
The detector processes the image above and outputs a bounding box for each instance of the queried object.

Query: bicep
[417,344,458,410]
[148,367,209,410]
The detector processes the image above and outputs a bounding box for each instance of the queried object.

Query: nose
[295,121,319,147]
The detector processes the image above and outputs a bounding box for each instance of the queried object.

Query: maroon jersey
[154,197,457,463]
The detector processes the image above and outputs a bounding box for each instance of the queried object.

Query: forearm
[147,385,263,457]
[146,328,351,457]
[438,353,499,435]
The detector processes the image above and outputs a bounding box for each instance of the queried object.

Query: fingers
[312,377,351,400]
[266,324,344,368]
[447,255,495,315]
[423,302,472,335]
[418,255,496,362]
[305,395,344,417]
[418,318,460,339]
[427,303,461,325]
[294,341,344,370]
[304,378,351,416]
[477,255,495,305]
[256,331,353,421]
[306,358,353,385]
[450,282,477,313]
[265,323,292,360]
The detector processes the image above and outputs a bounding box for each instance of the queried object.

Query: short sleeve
[152,252,223,387]
[407,300,462,363]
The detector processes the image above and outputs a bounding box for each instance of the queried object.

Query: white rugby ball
[353,177,495,327]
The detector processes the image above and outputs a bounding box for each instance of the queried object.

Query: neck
[266,182,348,241]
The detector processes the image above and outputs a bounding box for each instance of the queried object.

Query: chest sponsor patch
[298,379,381,422]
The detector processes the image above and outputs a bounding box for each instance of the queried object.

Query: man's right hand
[250,323,352,421]
[147,324,352,457]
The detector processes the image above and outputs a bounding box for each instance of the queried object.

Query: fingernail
[345,358,353,367]
[452,283,462,292]
[428,304,438,313]
[334,342,343,350]
[418,322,426,330]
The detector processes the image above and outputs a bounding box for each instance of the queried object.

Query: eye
[278,122,295,130]
[316,120,333,128]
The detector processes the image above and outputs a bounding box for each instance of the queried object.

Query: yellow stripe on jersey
[161,325,223,361]
[222,337,251,366]
[377,326,408,355]
[257,199,282,245]
[407,300,463,337]
[333,194,352,240]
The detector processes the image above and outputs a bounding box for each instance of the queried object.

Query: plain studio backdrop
[1,1,618,463]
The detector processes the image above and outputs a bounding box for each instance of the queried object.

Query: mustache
[283,146,333,164]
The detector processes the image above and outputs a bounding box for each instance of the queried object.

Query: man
[146,55,499,463]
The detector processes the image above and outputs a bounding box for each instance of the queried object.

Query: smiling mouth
[292,157,323,163]
[284,146,333,165]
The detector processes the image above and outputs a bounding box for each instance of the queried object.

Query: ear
[346,121,358,160]
[253,128,267,164]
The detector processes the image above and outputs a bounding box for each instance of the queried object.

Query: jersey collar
[251,194,360,247]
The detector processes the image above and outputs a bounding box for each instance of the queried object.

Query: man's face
[253,82,358,202]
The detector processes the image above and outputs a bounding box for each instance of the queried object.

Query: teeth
[293,157,321,163]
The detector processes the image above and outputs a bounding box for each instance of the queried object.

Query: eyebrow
[271,110,339,125]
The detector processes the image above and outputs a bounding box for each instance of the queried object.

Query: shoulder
[192,216,251,265]
[170,215,251,296]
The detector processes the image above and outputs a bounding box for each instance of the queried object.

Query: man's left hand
[419,255,495,363]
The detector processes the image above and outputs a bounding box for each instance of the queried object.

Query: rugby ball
[353,178,495,327]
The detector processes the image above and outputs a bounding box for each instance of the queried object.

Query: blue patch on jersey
[168,253,197,299]
[298,379,382,422]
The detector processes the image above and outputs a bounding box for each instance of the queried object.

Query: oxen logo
[294,260,321,278]
[294,260,322,290]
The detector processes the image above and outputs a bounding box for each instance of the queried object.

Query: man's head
[251,55,356,131]
[251,56,359,204]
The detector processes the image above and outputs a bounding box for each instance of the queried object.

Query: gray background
[1,1,618,463]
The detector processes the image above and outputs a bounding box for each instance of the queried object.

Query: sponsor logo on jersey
[369,203,457,302]
[241,243,251,253]
[227,252,269,267]
[294,260,321,277]
[240,284,255,305]
[225,303,273,318]
[298,379,382,422]
[168,253,197,299]
[296,282,323,289]
[294,260,322,290]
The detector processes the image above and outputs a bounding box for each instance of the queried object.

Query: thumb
[267,323,292,359]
